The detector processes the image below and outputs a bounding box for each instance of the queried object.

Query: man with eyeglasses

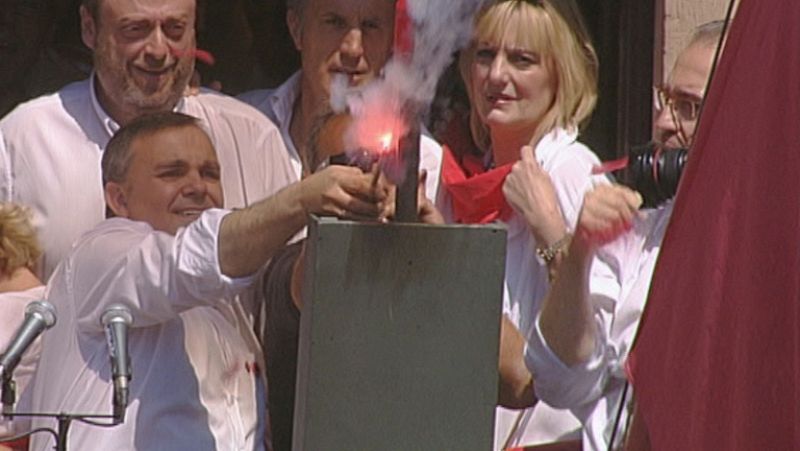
[654,20,722,149]
[513,20,724,451]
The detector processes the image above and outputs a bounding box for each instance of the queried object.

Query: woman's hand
[572,184,643,256]
[503,145,567,246]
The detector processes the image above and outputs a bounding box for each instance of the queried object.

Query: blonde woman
[438,1,602,448]
[0,203,44,450]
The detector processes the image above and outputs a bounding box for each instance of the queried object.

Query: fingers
[520,145,536,164]
[414,170,445,224]
[416,169,430,205]
[577,185,643,246]
[308,166,392,221]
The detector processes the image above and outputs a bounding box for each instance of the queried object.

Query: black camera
[617,142,688,208]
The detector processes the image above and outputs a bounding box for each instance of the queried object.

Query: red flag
[627,0,800,449]
[394,0,414,61]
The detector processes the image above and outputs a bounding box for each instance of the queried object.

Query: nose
[180,172,209,199]
[340,28,364,68]
[143,26,170,66]
[653,105,678,143]
[488,54,509,85]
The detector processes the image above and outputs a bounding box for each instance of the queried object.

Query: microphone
[0,300,57,416]
[100,304,133,424]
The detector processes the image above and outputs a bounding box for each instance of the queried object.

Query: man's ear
[287,8,303,51]
[104,182,130,218]
[79,5,98,51]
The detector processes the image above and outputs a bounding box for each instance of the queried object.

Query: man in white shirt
[238,2,441,448]
[29,111,391,451]
[0,0,294,280]
[237,0,442,201]
[522,21,723,451]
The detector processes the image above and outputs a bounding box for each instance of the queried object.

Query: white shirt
[526,204,672,451]
[238,71,443,203]
[0,285,46,438]
[29,210,263,451]
[437,129,602,449]
[0,76,295,280]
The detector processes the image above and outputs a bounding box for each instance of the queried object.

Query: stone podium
[293,217,507,451]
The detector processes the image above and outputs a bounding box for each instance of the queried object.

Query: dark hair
[102,112,202,186]
[286,0,305,11]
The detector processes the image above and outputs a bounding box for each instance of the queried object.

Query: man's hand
[573,184,643,254]
[380,169,445,224]
[299,165,391,221]
[503,145,567,246]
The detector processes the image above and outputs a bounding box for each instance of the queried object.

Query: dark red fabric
[441,145,514,224]
[0,436,28,450]
[626,1,800,449]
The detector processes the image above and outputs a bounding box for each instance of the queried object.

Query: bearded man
[0,0,294,280]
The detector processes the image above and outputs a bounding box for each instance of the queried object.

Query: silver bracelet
[536,233,572,264]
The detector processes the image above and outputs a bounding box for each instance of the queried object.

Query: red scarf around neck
[441,145,514,224]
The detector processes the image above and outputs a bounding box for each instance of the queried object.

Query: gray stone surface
[294,217,507,451]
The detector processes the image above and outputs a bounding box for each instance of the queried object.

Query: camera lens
[619,142,688,208]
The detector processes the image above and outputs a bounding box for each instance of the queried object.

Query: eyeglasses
[654,86,703,147]
[654,86,702,122]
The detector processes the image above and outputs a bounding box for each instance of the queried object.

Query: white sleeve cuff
[525,312,609,410]
[178,209,256,298]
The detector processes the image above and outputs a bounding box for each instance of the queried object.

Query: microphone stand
[0,372,120,451]
[0,410,119,451]
[1,372,15,416]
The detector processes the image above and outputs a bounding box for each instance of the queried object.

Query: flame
[379,132,394,153]
[346,101,407,157]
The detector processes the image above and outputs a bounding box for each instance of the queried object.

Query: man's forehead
[305,0,394,17]
[100,0,196,21]
[133,126,217,162]
[667,43,715,99]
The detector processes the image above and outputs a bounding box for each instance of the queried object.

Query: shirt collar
[89,73,121,137]
[268,71,302,130]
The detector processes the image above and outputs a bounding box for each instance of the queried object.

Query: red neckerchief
[441,145,514,224]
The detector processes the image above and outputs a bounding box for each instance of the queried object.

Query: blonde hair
[460,0,598,153]
[0,203,41,275]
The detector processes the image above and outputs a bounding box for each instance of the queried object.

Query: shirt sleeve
[70,209,255,331]
[546,144,603,231]
[525,253,623,410]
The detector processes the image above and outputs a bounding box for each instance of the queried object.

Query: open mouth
[487,93,514,103]
[332,69,367,85]
[133,66,173,81]
[175,209,206,218]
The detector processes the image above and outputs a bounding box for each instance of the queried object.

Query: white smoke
[332,0,488,156]
[390,0,488,107]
